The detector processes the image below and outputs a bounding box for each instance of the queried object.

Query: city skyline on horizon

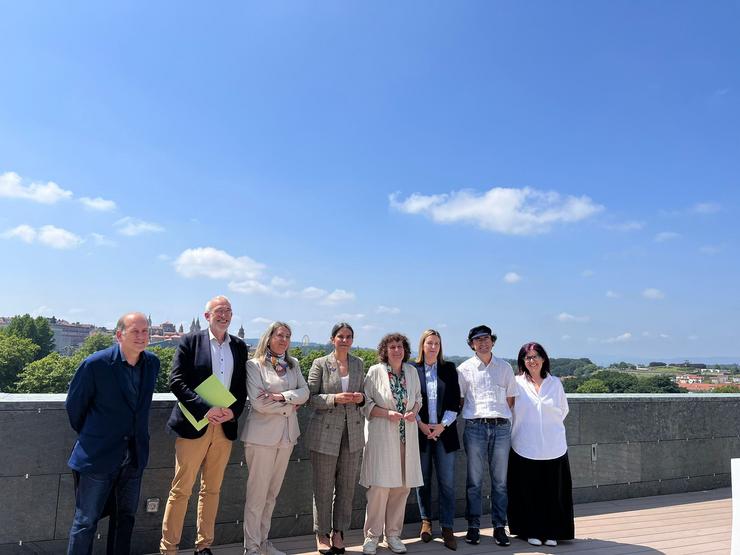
[1,3,738,362]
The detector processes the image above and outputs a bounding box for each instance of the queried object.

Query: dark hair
[377,333,411,364]
[330,322,354,340]
[517,342,551,379]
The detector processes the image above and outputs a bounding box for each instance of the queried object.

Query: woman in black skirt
[508,342,574,547]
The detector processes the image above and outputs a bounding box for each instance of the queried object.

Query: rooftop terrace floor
[163,488,731,555]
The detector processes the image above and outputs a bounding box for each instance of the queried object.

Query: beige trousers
[363,443,409,539]
[160,424,232,554]
[243,444,293,552]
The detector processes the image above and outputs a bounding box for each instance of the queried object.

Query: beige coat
[359,362,423,489]
[241,357,309,446]
[307,352,366,456]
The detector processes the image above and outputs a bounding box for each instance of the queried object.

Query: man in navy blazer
[160,295,248,555]
[66,312,160,555]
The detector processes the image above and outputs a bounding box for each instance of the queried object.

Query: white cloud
[301,286,328,300]
[90,233,115,247]
[581,269,594,278]
[0,171,73,204]
[688,335,699,341]
[31,305,53,317]
[80,196,117,211]
[699,245,721,255]
[605,220,645,231]
[2,224,36,243]
[659,333,671,339]
[557,312,590,323]
[174,247,353,304]
[693,202,721,214]
[157,254,170,261]
[561,335,571,341]
[2,224,81,249]
[654,231,680,242]
[389,186,603,236]
[376,305,401,315]
[114,217,164,236]
[270,276,294,288]
[38,225,83,249]
[642,288,665,300]
[335,313,366,321]
[251,317,273,325]
[174,247,265,281]
[322,289,356,305]
[503,272,522,284]
[604,332,632,343]
[361,324,381,332]
[606,290,620,299]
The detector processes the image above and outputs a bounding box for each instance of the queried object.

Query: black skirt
[507,449,575,540]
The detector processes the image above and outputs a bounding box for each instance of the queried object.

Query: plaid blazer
[307,352,366,456]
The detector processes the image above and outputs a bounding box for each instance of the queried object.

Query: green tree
[562,376,584,393]
[149,345,176,392]
[14,352,77,393]
[713,385,740,393]
[635,375,684,393]
[76,333,114,358]
[0,334,40,391]
[299,349,328,378]
[352,348,378,371]
[576,379,609,393]
[2,314,55,359]
[591,370,639,393]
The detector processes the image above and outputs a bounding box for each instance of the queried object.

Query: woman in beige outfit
[360,333,423,555]
[241,322,309,555]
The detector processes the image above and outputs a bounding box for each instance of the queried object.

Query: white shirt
[457,354,518,420]
[511,374,569,460]
[208,327,234,390]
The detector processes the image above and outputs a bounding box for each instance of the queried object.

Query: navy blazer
[413,360,461,453]
[166,330,248,440]
[66,344,160,474]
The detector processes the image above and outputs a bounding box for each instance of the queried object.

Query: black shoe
[195,550,213,555]
[493,527,510,546]
[465,528,480,545]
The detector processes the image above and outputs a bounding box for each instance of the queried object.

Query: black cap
[468,324,495,343]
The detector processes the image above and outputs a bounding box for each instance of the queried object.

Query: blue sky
[1,2,738,362]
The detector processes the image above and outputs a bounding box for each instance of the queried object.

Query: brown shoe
[441,528,457,551]
[420,520,433,543]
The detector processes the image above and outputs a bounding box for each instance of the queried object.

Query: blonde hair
[253,321,295,369]
[415,329,445,365]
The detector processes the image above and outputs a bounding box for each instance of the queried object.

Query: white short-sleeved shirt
[511,374,569,460]
[457,354,518,420]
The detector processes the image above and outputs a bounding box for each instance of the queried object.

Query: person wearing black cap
[456,325,518,547]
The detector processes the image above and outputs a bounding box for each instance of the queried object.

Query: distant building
[48,319,100,355]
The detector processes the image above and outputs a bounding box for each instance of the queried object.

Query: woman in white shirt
[241,322,309,555]
[508,342,574,547]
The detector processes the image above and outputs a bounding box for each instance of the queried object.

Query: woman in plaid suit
[307,323,367,555]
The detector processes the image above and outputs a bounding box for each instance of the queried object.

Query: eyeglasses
[210,308,232,316]
[524,355,541,362]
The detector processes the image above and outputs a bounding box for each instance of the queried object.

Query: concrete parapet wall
[1,394,738,553]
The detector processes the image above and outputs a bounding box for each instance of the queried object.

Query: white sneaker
[386,536,407,554]
[362,536,379,555]
[544,539,558,546]
[528,538,543,546]
[261,540,286,555]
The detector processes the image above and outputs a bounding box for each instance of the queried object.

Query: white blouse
[511,374,569,460]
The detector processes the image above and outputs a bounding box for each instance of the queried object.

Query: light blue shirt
[421,363,458,427]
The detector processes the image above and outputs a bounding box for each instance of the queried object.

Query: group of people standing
[64,295,574,555]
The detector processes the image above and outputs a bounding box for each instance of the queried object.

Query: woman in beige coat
[360,333,423,555]
[241,322,309,555]
[308,322,366,555]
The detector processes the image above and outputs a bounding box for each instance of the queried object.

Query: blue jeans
[68,464,142,555]
[463,419,511,529]
[415,440,456,528]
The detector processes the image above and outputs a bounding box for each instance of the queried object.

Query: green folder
[178,374,238,431]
